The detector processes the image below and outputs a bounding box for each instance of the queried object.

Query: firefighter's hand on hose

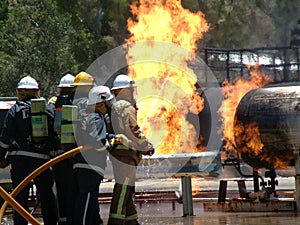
[106,134,116,147]
[142,143,155,156]
[115,134,134,147]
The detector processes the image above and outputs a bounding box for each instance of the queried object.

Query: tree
[0,0,77,98]
[192,0,300,48]
[1,0,300,99]
[53,0,134,70]
[255,0,300,46]
[0,0,8,21]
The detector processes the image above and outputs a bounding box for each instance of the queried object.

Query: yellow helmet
[73,71,94,86]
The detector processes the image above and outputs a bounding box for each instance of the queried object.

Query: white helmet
[57,73,75,88]
[88,85,114,105]
[17,76,39,89]
[111,74,136,91]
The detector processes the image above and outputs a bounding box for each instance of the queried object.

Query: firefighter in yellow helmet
[107,74,155,225]
[73,71,95,111]
[0,76,58,225]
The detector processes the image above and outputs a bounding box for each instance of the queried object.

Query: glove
[0,148,8,168]
[142,143,155,156]
[115,134,133,147]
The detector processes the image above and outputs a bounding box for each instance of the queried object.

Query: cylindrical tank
[234,84,300,169]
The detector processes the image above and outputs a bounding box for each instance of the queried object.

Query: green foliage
[0,0,77,99]
[0,0,300,98]
[0,0,8,20]
[197,0,300,48]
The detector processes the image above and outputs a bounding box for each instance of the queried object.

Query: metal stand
[217,179,248,203]
[181,176,194,216]
[294,150,300,211]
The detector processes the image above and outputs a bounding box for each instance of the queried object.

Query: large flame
[125,0,208,154]
[219,63,273,154]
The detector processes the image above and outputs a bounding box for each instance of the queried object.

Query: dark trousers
[52,156,75,225]
[9,156,58,225]
[107,154,140,225]
[73,168,103,225]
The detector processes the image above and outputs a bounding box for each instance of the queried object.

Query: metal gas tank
[234,84,300,169]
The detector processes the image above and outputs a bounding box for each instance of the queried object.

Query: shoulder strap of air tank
[16,100,31,108]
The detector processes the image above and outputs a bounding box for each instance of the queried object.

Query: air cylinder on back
[31,98,48,143]
[61,105,78,147]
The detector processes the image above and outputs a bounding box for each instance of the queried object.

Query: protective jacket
[110,99,153,162]
[0,96,56,160]
[72,96,88,112]
[74,110,108,175]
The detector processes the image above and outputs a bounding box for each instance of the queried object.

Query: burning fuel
[124,0,209,154]
[218,63,273,155]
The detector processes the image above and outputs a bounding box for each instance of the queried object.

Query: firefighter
[48,73,75,105]
[107,74,155,225]
[48,73,76,225]
[73,85,114,225]
[0,75,58,225]
[73,71,95,111]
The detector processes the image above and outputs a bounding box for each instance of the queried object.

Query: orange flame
[219,63,273,153]
[234,121,264,156]
[234,120,294,169]
[125,0,208,154]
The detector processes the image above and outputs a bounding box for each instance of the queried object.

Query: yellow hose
[0,186,41,225]
[0,145,91,223]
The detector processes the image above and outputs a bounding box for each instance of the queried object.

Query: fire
[125,0,208,154]
[234,120,294,169]
[219,63,273,154]
[234,121,264,156]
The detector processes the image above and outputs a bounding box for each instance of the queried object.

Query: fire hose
[0,145,92,224]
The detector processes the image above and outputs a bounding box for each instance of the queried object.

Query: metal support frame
[199,46,300,83]
[294,149,300,211]
[181,176,194,216]
[217,179,248,203]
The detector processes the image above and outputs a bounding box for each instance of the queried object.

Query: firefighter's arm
[0,109,14,168]
[90,115,118,152]
[128,107,155,155]
[0,141,9,168]
[138,134,155,156]
[114,134,134,147]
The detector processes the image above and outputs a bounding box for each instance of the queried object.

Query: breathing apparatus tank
[60,105,78,150]
[53,96,69,135]
[30,98,48,143]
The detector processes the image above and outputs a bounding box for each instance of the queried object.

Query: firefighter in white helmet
[73,85,115,225]
[107,74,155,225]
[0,75,58,225]
[48,73,76,225]
[48,73,76,105]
